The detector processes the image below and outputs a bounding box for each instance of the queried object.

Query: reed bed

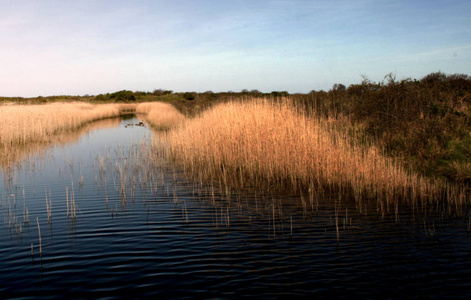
[136,102,186,129]
[0,103,125,168]
[0,102,122,146]
[158,98,444,205]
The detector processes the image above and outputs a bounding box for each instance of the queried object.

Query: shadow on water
[1,115,471,299]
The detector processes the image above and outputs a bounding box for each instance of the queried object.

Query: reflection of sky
[52,118,151,164]
[0,117,152,214]
[1,0,470,96]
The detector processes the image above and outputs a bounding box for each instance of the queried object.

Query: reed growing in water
[0,102,124,146]
[146,98,447,206]
[136,102,185,129]
[0,102,128,168]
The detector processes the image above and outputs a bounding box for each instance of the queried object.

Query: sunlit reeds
[0,103,125,169]
[136,102,186,129]
[66,183,78,220]
[159,98,444,206]
[0,102,122,146]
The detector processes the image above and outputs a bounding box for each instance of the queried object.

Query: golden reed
[136,102,185,129]
[0,102,128,168]
[143,98,451,206]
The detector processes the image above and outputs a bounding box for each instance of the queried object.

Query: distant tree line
[95,90,136,102]
[91,88,291,104]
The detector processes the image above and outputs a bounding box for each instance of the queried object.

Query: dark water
[1,117,471,299]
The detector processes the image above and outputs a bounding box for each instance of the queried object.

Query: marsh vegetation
[0,103,130,169]
[2,72,471,298]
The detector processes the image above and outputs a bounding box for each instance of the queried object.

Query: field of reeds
[0,102,134,168]
[2,71,470,210]
[136,102,185,129]
[140,98,461,209]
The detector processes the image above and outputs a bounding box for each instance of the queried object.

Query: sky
[1,0,470,97]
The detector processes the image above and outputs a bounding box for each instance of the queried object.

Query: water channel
[1,116,471,299]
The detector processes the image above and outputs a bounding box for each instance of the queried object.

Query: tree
[183,92,197,101]
[153,89,173,96]
[109,90,135,102]
[332,83,346,92]
[250,89,262,96]
[271,91,289,98]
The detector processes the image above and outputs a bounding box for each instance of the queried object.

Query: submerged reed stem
[36,217,42,255]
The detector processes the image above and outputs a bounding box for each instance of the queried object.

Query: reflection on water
[0,117,122,175]
[1,116,471,299]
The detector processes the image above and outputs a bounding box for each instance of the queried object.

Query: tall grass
[159,98,443,205]
[0,102,122,145]
[137,102,186,129]
[0,102,127,168]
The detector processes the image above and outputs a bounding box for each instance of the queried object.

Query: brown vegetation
[137,102,186,129]
[142,98,448,206]
[294,72,471,181]
[2,71,470,208]
[0,102,128,169]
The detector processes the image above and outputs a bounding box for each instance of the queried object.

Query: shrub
[183,92,197,101]
[110,90,136,102]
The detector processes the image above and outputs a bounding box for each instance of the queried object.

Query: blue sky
[1,0,470,97]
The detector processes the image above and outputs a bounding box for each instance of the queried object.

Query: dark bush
[110,90,136,102]
[183,92,197,101]
[153,89,173,96]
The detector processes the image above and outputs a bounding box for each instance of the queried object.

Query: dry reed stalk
[72,189,77,220]
[66,186,69,218]
[116,103,137,114]
[69,180,77,220]
[36,217,42,255]
[161,98,443,207]
[22,189,29,224]
[335,206,340,245]
[45,189,52,223]
[136,102,186,129]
